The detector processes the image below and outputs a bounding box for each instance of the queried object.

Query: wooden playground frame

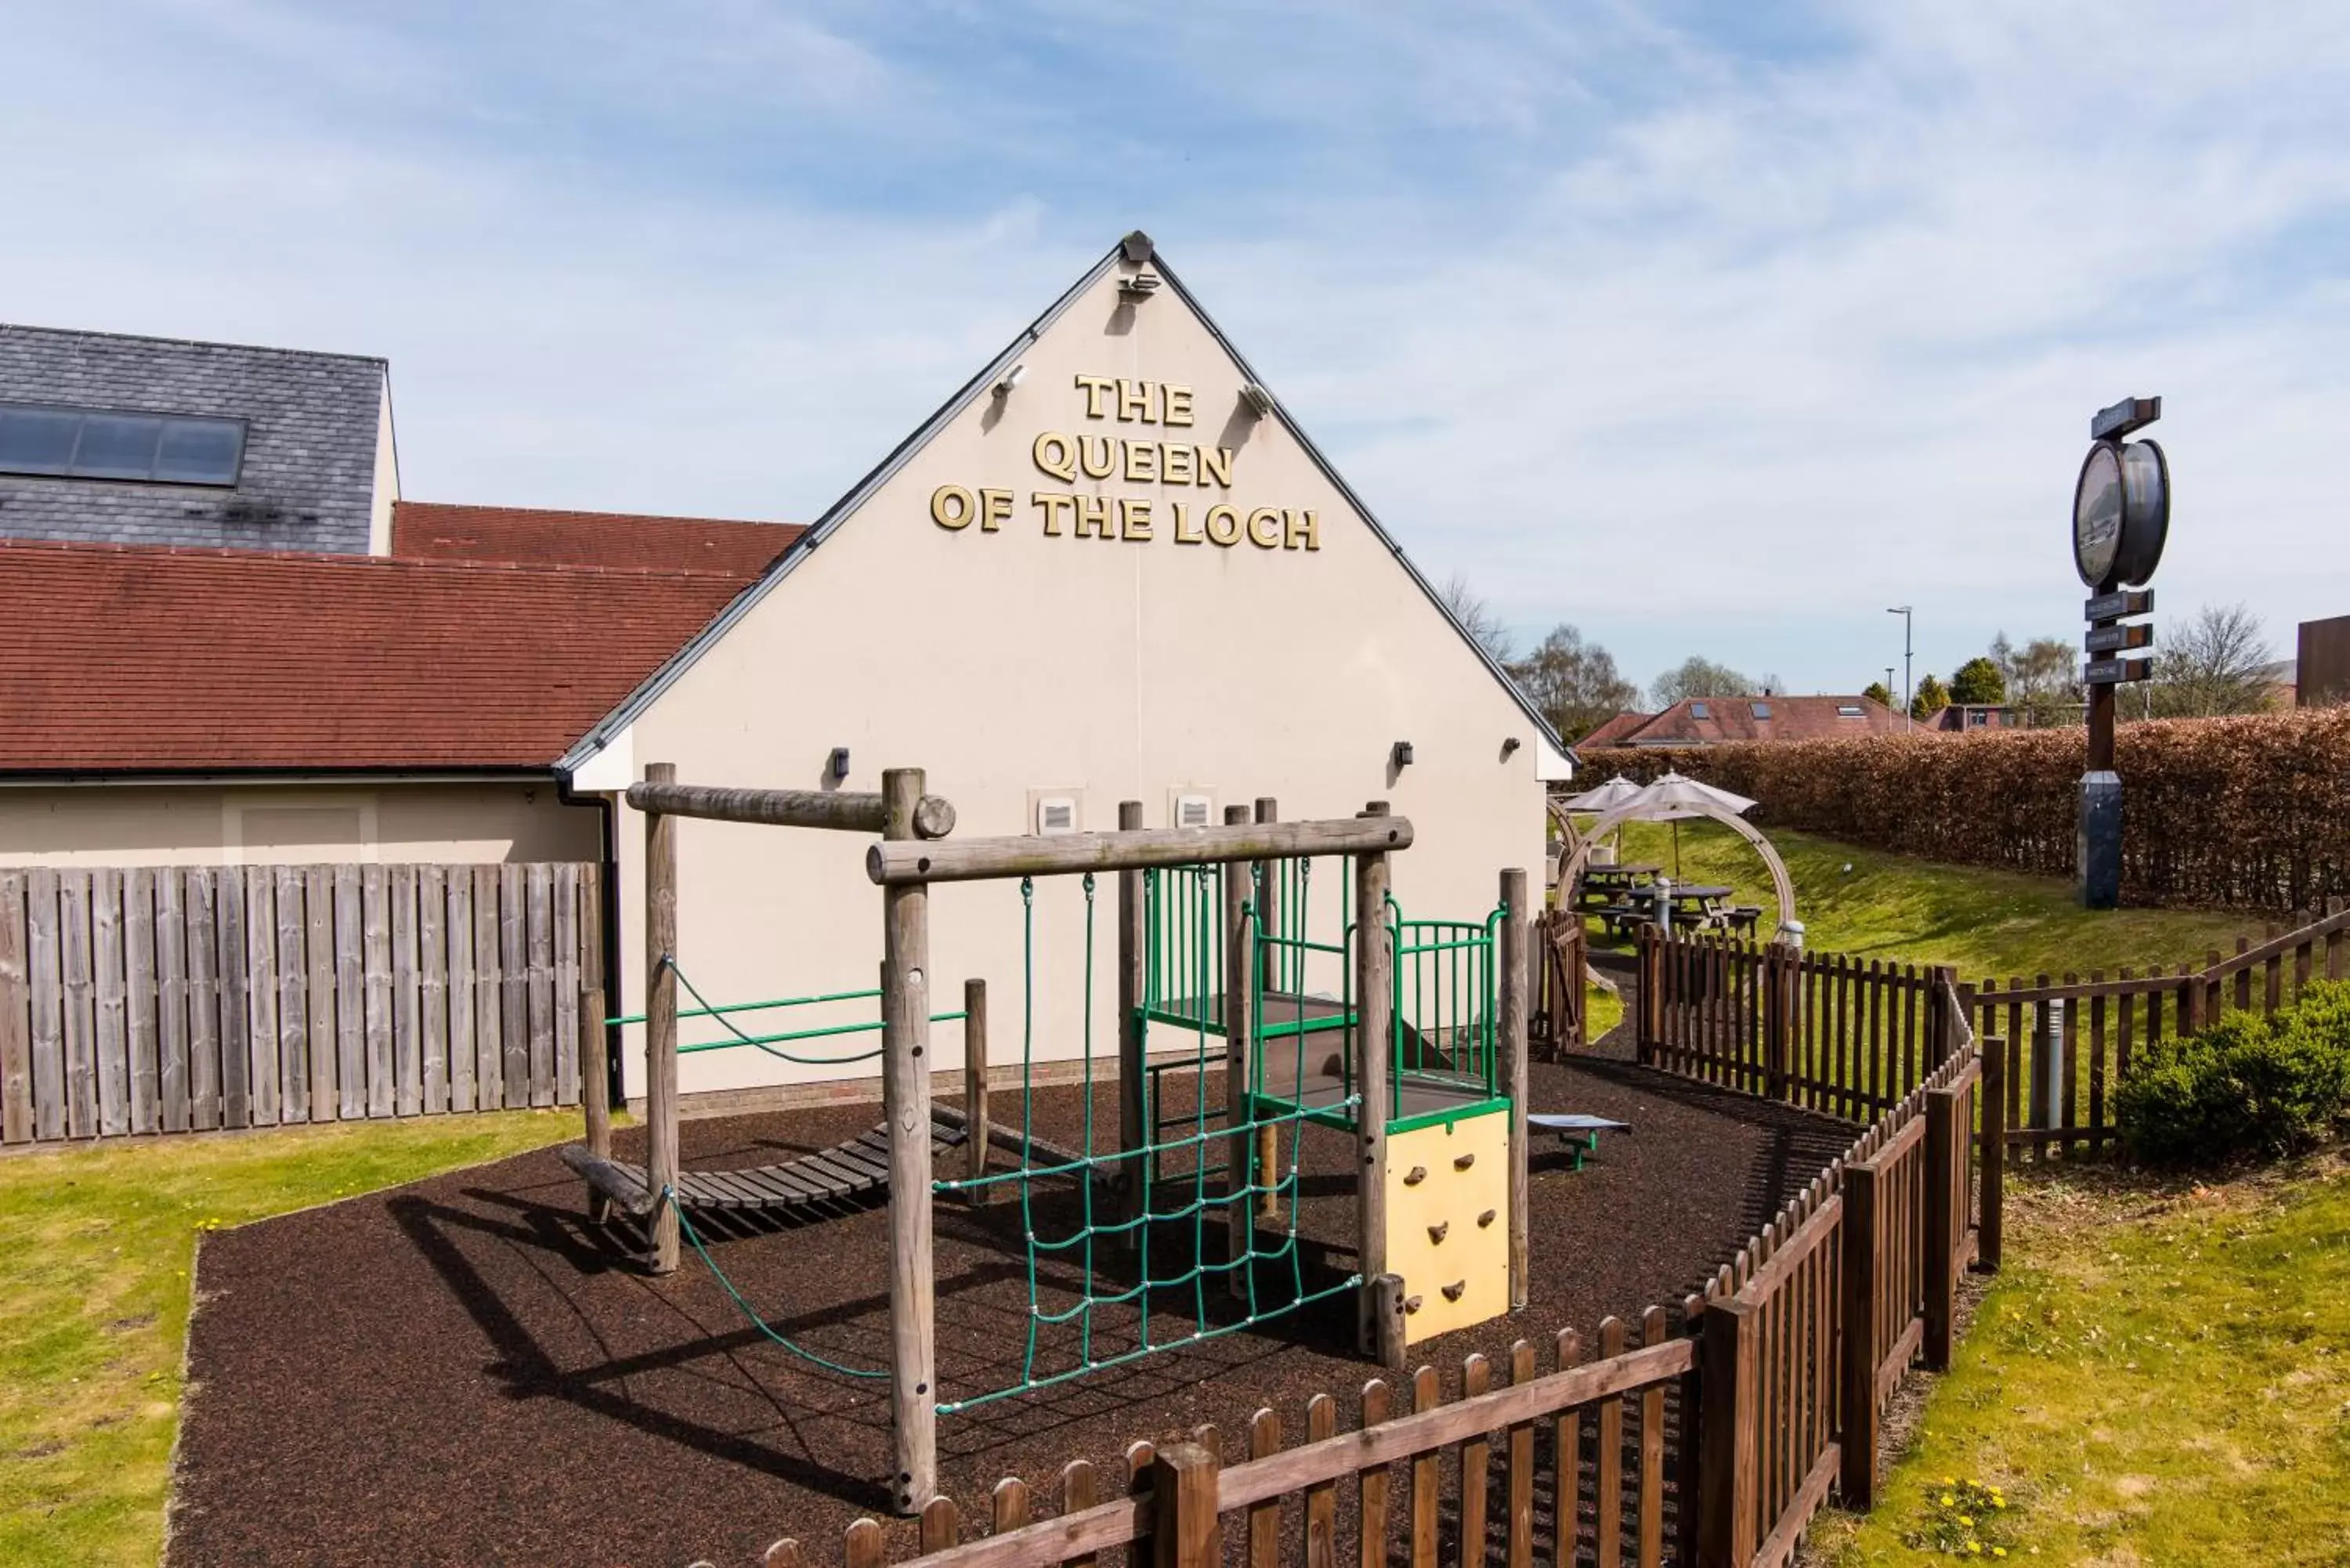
[568,764,1535,1515]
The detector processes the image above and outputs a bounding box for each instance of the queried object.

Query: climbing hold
[1403,1165,1427,1186]
[1427,1221,1448,1244]
[1404,1295,1424,1313]
[1477,1208,1496,1228]
[1454,1151,1476,1171]
[1441,1281,1466,1302]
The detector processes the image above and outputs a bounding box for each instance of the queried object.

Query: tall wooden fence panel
[0,861,601,1147]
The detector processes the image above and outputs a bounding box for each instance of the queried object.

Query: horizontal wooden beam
[559,1143,656,1218]
[624,782,955,840]
[1217,1337,1692,1509]
[865,816,1414,887]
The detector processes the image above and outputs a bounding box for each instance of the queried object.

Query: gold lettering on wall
[1032,432,1077,482]
[948,370,1317,558]
[931,485,975,530]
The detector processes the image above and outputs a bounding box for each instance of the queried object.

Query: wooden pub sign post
[2070,394,2169,909]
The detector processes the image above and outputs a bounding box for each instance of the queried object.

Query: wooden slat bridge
[560,1104,1107,1221]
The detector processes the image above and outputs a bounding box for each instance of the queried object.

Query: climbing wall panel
[1383,1106,1511,1344]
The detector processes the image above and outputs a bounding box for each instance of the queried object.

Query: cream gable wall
[607,254,1551,1097]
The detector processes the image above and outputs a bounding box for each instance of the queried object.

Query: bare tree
[1990,631,2084,725]
[1649,656,1756,708]
[2149,602,2278,717]
[1437,573,1515,664]
[1508,624,1640,742]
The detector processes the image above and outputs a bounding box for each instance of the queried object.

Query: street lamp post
[1886,606,1914,717]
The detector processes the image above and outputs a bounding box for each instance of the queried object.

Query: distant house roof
[0,540,749,773]
[0,322,390,555]
[1589,694,1913,746]
[392,500,801,577]
[1575,711,1655,749]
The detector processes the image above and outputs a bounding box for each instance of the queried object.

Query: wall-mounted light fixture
[1391,741,1415,769]
[1118,269,1162,300]
[992,363,1026,397]
[1500,737,1521,758]
[1241,383,1275,417]
[828,746,851,782]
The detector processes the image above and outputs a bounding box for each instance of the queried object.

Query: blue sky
[5,1,2348,699]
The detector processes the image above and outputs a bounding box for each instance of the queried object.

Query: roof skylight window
[1837,704,1864,717]
[1689,701,1711,719]
[1751,702,1773,719]
[0,402,246,486]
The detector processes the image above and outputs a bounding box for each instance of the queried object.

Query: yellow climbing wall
[1383,1108,1512,1344]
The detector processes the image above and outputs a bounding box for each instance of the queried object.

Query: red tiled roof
[0,540,748,771]
[1574,711,1654,749]
[392,500,801,577]
[1611,694,1912,746]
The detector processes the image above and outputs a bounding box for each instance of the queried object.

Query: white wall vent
[1173,792,1215,829]
[1034,794,1079,836]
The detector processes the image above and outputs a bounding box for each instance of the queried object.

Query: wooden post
[642,762,681,1276]
[1838,1160,1882,1509]
[1762,941,1791,1101]
[1978,1036,2005,1273]
[1923,1083,1961,1371]
[963,977,989,1205]
[1696,1297,1759,1568]
[1354,803,1396,1363]
[581,982,611,1224]
[1223,804,1256,1297]
[1148,1442,1222,1568]
[1116,800,1147,1230]
[1252,797,1281,1224]
[1500,868,1530,1311]
[880,768,938,1515]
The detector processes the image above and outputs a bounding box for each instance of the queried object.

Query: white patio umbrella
[1615,771,1758,876]
[1556,775,1646,813]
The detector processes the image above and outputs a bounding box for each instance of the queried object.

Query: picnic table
[1594,883,1764,940]
[1574,862,1661,909]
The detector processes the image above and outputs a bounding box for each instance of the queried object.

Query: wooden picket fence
[1531,908,1589,1054]
[759,981,1989,1568]
[0,861,601,1146]
[1636,901,2350,1158]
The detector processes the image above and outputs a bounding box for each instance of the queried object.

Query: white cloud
[2,0,2345,692]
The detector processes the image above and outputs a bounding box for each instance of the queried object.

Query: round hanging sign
[2072,437,2168,591]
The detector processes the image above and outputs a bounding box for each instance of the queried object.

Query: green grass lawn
[1583,821,2255,982]
[0,1112,577,1567]
[1810,1154,2350,1565]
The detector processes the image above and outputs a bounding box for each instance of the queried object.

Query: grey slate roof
[0,323,390,554]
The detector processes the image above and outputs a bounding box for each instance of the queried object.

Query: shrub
[2116,981,2350,1167]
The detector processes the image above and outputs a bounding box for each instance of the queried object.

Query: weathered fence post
[1763,941,1794,1102]
[1502,868,1530,1310]
[1838,1159,1882,1509]
[642,762,680,1277]
[580,982,611,1224]
[1355,803,1400,1366]
[880,767,938,1514]
[963,977,989,1205]
[1923,1082,1961,1371]
[1116,800,1147,1239]
[1697,1295,1759,1567]
[1148,1441,1223,1568]
[1222,804,1256,1298]
[1978,1037,2005,1273]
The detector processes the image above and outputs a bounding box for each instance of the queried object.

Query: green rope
[670,1192,889,1380]
[660,956,887,1067]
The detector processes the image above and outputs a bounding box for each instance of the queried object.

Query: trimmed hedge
[1577,707,2350,910]
[2115,981,2350,1167]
